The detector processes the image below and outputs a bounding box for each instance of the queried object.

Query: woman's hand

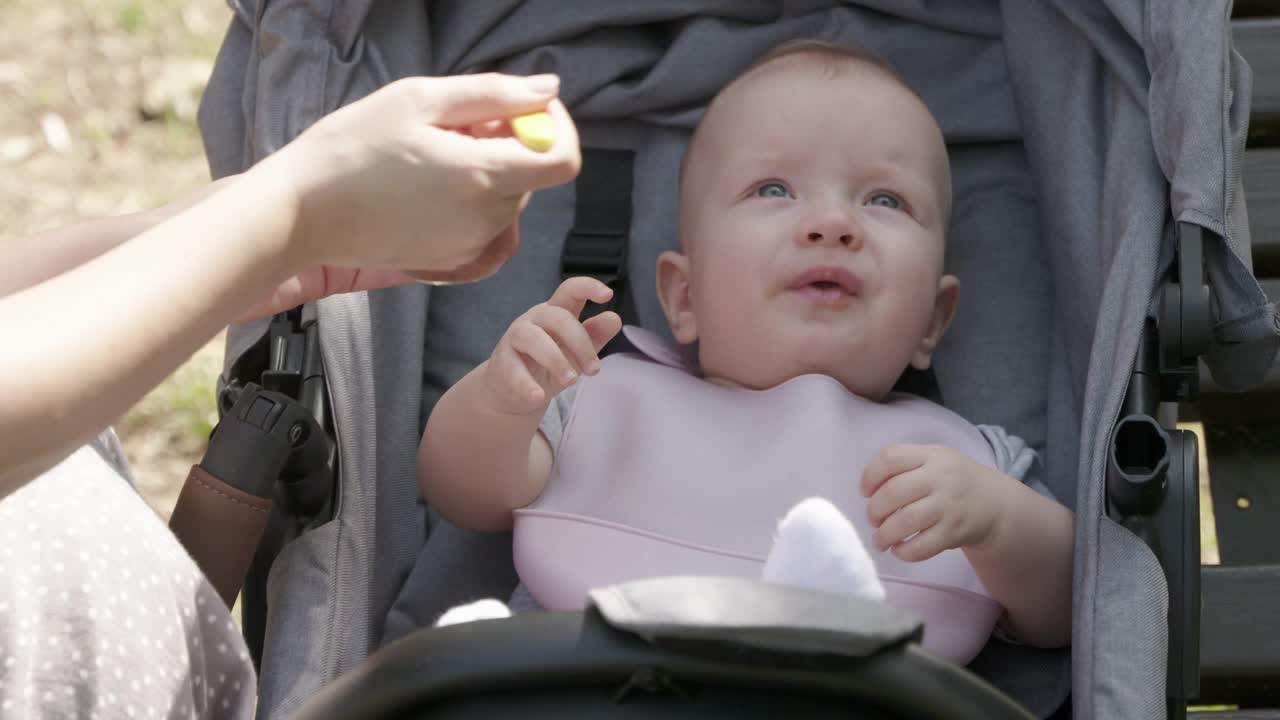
[258,72,581,282]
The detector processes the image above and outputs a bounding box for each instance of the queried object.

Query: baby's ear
[656,250,698,344]
[910,274,960,370]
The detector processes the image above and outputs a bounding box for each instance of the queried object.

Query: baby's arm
[862,445,1074,648]
[418,277,621,531]
[961,474,1073,647]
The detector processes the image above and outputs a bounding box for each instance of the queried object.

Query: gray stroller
[173,1,1279,718]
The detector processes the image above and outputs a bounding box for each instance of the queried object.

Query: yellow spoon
[510,111,556,152]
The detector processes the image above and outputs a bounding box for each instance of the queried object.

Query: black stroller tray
[293,577,1034,720]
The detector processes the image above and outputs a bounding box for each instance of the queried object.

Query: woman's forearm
[0,176,238,297]
[0,171,295,498]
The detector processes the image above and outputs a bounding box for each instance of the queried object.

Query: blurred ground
[0,0,230,517]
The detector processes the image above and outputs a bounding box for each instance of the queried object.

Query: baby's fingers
[888,525,950,563]
[861,444,928,498]
[866,471,931,529]
[529,304,604,375]
[489,341,547,407]
[508,321,579,388]
[872,496,941,553]
[582,311,623,355]
[547,276,614,319]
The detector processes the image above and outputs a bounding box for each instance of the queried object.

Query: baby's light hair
[680,41,917,183]
[741,38,908,85]
[677,40,943,246]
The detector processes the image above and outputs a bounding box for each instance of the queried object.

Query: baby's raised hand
[482,277,622,415]
[860,444,1018,562]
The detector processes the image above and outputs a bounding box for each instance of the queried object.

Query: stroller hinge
[1158,223,1214,403]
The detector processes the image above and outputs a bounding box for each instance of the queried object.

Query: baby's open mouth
[793,283,851,304]
[787,266,861,304]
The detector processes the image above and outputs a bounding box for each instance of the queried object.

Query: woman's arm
[0,174,299,496]
[0,72,580,499]
[0,177,236,298]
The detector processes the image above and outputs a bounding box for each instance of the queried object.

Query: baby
[419,40,1074,661]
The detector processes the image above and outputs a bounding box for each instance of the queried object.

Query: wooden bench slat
[1203,417,1280,565]
[1232,0,1280,19]
[1197,564,1280,706]
[1234,19,1280,123]
[1246,149,1280,257]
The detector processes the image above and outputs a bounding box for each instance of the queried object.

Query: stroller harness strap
[514,326,1003,665]
[561,147,639,354]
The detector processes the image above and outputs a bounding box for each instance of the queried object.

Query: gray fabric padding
[259,516,343,714]
[366,286,431,646]
[196,12,252,180]
[935,143,1052,491]
[255,291,381,714]
[1091,517,1169,719]
[194,2,1280,718]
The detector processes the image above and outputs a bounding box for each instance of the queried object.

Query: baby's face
[661,61,957,400]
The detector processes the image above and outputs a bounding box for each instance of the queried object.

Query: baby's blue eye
[756,182,793,199]
[868,192,901,209]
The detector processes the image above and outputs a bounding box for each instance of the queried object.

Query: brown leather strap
[170,465,272,609]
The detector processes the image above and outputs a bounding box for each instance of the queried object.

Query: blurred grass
[117,1,148,34]
[0,0,231,514]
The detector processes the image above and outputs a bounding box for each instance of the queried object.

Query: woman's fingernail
[561,369,577,384]
[526,74,560,94]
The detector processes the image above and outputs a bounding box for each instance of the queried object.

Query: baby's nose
[802,215,860,248]
[798,199,860,248]
[806,230,856,246]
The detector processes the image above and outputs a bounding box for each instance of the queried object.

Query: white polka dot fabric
[0,445,256,718]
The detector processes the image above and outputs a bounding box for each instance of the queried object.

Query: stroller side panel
[999,1,1276,718]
